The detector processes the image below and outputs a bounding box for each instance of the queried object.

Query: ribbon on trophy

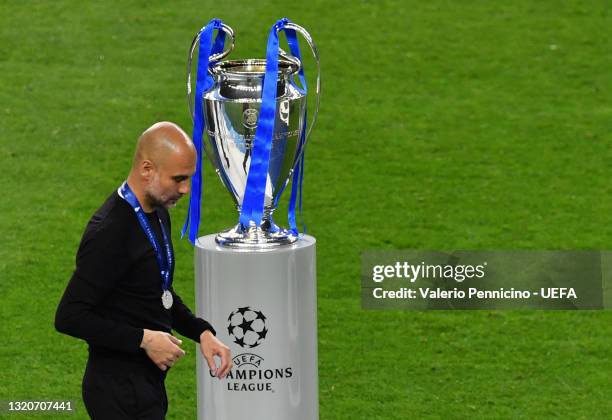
[182,18,227,244]
[240,17,308,235]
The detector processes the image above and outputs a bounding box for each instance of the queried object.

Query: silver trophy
[187,22,320,248]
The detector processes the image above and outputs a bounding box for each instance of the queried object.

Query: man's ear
[140,159,155,181]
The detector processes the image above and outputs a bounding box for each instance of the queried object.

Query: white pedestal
[195,234,318,420]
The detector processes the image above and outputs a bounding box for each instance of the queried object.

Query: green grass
[1,0,611,418]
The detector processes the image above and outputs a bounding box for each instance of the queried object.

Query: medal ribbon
[118,182,174,292]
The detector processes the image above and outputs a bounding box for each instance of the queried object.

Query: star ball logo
[227,306,268,349]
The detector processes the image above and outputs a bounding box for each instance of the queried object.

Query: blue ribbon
[240,18,308,235]
[285,26,308,235]
[118,182,174,292]
[287,120,307,235]
[271,23,308,235]
[182,18,226,244]
[239,18,288,227]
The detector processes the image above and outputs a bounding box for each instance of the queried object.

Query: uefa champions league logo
[223,306,293,392]
[227,306,268,348]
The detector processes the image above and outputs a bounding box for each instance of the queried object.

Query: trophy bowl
[204,59,306,248]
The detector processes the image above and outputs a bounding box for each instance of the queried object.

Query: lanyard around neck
[118,181,174,291]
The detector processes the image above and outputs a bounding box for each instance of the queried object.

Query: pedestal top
[195,234,316,254]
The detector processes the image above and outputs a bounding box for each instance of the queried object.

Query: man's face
[145,149,196,210]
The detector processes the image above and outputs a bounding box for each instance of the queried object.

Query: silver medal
[161,290,173,309]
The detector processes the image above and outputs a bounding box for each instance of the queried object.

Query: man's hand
[199,330,232,379]
[140,329,186,371]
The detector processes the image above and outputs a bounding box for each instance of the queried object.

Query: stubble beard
[144,190,166,210]
[145,189,181,210]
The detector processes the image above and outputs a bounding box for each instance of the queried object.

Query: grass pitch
[1,1,611,418]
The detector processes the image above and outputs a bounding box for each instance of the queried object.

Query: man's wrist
[140,329,151,349]
[200,329,215,340]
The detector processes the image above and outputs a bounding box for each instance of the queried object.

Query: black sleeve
[55,217,144,353]
[163,211,216,342]
[170,287,216,342]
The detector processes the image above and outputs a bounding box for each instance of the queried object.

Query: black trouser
[82,360,168,419]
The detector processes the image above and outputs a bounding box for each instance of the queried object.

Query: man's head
[129,122,196,211]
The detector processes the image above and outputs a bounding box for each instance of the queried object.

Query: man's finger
[217,349,232,378]
[204,354,218,376]
[167,334,182,345]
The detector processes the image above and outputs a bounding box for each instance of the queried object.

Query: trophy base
[215,223,298,249]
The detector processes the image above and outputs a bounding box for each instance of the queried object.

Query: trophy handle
[278,22,321,142]
[187,23,235,121]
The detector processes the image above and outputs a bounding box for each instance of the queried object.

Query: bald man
[55,122,231,419]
